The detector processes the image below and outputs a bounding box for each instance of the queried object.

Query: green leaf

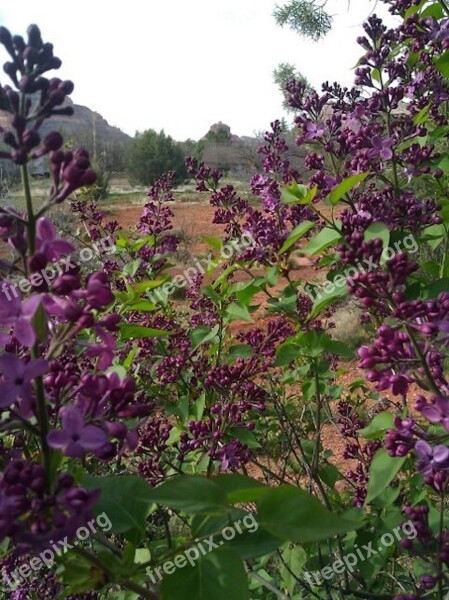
[226,303,253,323]
[281,182,317,205]
[190,324,220,350]
[82,475,153,536]
[191,394,206,421]
[212,474,267,504]
[275,342,301,366]
[364,221,390,249]
[310,282,348,318]
[203,236,223,250]
[328,172,369,205]
[413,104,430,126]
[421,2,444,18]
[422,223,446,250]
[321,338,354,360]
[123,258,142,277]
[130,280,166,293]
[226,526,282,560]
[358,412,394,440]
[258,486,362,542]
[303,224,342,256]
[228,427,261,449]
[365,449,406,504]
[436,50,449,78]
[160,548,248,600]
[266,265,279,286]
[278,221,315,254]
[124,300,157,312]
[319,463,341,488]
[145,476,228,514]
[228,344,253,359]
[235,282,262,305]
[191,511,279,559]
[422,278,449,299]
[119,324,172,340]
[279,546,307,594]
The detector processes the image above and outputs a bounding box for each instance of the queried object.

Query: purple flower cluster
[0,461,100,553]
[137,172,179,270]
[0,25,95,196]
[337,400,381,506]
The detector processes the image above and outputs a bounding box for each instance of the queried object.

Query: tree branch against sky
[273,0,377,41]
[273,0,333,40]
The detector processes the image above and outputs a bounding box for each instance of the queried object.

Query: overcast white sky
[0,0,393,141]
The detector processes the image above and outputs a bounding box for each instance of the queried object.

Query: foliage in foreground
[1,1,449,598]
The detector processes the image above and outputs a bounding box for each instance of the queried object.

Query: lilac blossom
[415,440,449,475]
[35,217,74,260]
[0,353,48,408]
[47,406,108,458]
[0,291,41,347]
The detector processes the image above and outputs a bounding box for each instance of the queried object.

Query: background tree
[71,134,128,199]
[126,129,187,186]
[273,62,313,112]
[179,138,204,162]
[273,0,332,40]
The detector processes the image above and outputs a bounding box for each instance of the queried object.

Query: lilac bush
[1,1,449,598]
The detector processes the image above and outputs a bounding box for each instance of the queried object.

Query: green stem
[74,547,159,600]
[405,325,441,395]
[440,0,449,16]
[20,162,53,490]
[21,164,36,256]
[438,493,445,599]
[440,226,449,279]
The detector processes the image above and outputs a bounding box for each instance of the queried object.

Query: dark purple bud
[52,274,80,295]
[28,252,48,272]
[18,75,36,93]
[0,27,12,47]
[420,575,437,590]
[57,472,74,489]
[26,24,42,49]
[3,132,17,148]
[81,169,96,186]
[95,442,116,460]
[11,114,26,133]
[3,62,17,80]
[43,131,63,151]
[12,35,25,52]
[62,80,74,95]
[106,422,127,439]
[63,303,84,322]
[12,149,28,165]
[22,130,41,150]
[100,313,121,331]
[46,56,62,71]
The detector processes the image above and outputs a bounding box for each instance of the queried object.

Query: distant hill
[0,97,130,148]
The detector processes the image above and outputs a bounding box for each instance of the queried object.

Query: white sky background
[0,0,394,141]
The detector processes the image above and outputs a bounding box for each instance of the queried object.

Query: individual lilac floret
[415,440,449,474]
[419,396,449,432]
[0,353,48,408]
[0,290,41,347]
[369,135,394,160]
[47,406,108,458]
[35,217,74,260]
